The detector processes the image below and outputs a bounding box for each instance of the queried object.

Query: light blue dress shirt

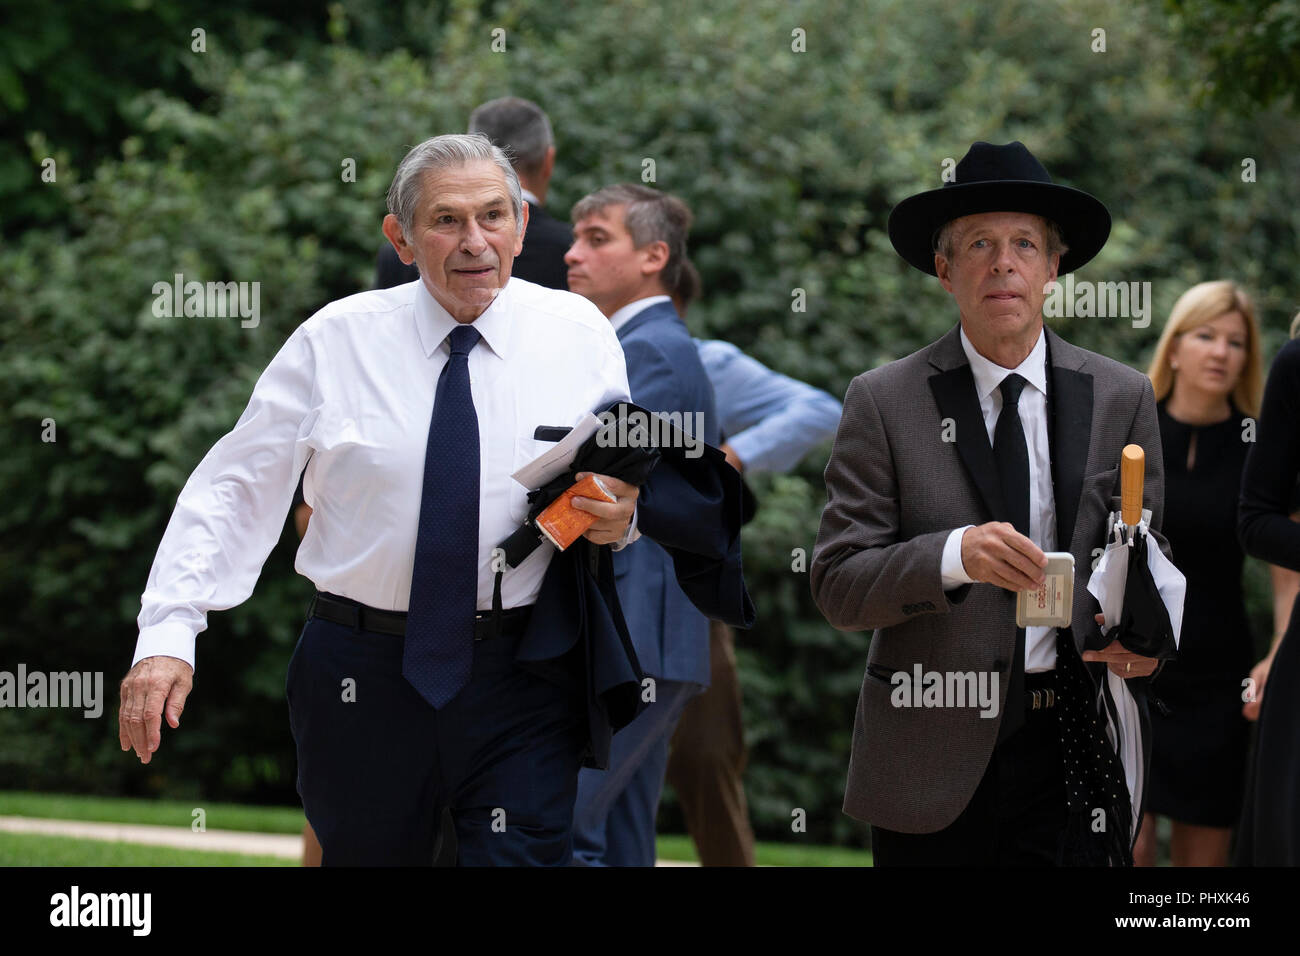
[695,339,842,474]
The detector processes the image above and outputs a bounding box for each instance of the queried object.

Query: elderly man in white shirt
[119,134,642,866]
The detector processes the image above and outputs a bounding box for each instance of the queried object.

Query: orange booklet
[535,475,617,550]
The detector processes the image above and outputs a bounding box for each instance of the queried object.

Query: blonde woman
[1136,281,1265,867]
[1235,310,1300,866]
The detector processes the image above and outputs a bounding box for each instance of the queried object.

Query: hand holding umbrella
[1085,444,1185,675]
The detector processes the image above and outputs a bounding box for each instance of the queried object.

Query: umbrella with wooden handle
[1121,444,1144,530]
[1109,443,1178,659]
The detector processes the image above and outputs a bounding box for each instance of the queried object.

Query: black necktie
[404,324,481,709]
[994,373,1030,743]
[993,373,1030,537]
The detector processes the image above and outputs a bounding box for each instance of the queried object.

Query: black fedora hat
[887,141,1111,276]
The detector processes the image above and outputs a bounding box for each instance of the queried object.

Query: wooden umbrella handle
[1121,444,1145,526]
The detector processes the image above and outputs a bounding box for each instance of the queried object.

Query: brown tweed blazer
[811,323,1169,833]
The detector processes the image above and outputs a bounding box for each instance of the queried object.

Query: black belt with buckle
[309,592,532,641]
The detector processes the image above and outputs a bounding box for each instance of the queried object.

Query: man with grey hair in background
[120,133,648,865]
[375,96,572,291]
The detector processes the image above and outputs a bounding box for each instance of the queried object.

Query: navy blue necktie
[404,323,481,709]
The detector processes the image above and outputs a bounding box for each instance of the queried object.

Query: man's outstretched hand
[119,656,193,764]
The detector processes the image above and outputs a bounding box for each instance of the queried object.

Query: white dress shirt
[134,277,631,669]
[939,326,1058,672]
[608,295,671,334]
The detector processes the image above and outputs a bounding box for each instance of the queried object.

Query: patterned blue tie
[404,323,481,709]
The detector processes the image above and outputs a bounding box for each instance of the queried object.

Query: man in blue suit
[565,184,719,865]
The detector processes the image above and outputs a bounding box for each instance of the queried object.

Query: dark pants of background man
[665,620,757,866]
[869,696,1068,866]
[289,611,586,866]
[571,678,700,866]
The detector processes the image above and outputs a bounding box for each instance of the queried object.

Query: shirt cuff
[132,621,198,672]
[940,526,976,590]
[611,502,640,551]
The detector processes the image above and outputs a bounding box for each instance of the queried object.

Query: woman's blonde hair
[1291,310,1299,339]
[1147,280,1263,418]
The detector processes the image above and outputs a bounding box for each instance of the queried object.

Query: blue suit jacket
[613,301,720,687]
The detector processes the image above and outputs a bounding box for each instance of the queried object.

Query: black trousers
[287,615,587,866]
[871,705,1068,866]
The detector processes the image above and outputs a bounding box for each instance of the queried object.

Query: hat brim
[887,180,1111,276]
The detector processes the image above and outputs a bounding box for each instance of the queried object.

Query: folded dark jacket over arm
[510,401,755,768]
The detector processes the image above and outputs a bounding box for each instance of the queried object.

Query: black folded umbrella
[1109,529,1178,659]
[1087,445,1179,661]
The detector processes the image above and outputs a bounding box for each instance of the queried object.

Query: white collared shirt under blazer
[134,278,632,670]
[939,327,1058,672]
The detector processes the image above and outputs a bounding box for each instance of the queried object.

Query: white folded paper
[510,413,604,490]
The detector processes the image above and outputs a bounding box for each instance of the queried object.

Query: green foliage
[1164,0,1300,112]
[3,0,1297,846]
[0,0,345,233]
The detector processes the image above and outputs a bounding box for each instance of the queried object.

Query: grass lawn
[0,791,306,834]
[1,791,873,866]
[655,834,870,867]
[0,831,294,867]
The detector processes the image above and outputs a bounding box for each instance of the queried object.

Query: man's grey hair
[571,184,695,301]
[468,97,554,178]
[386,133,523,240]
[933,214,1068,262]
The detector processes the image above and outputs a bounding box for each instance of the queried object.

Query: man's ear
[639,239,670,277]
[935,254,954,294]
[514,201,529,257]
[1046,251,1060,287]
[382,214,415,265]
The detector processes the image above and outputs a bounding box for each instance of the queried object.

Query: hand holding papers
[498,403,664,570]
[535,474,618,551]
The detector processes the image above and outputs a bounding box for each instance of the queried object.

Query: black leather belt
[309,592,532,641]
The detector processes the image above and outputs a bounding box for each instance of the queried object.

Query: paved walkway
[0,816,696,865]
[0,815,301,858]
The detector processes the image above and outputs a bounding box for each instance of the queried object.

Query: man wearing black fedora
[811,141,1172,865]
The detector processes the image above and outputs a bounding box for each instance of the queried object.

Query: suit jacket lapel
[1044,328,1093,554]
[927,326,1008,525]
[926,324,1096,545]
